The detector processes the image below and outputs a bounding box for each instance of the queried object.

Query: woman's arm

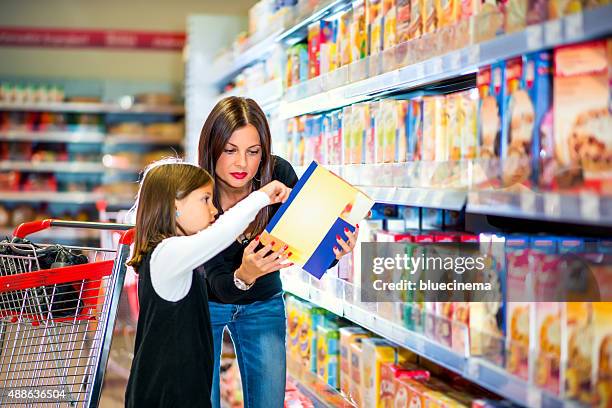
[149,191,270,302]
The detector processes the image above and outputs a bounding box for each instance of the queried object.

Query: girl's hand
[235,237,292,285]
[332,224,360,260]
[259,180,291,205]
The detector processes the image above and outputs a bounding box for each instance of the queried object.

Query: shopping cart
[0,219,133,407]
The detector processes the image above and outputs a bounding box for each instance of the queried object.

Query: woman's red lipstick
[230,172,248,180]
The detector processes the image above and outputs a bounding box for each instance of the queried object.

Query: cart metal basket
[0,219,133,407]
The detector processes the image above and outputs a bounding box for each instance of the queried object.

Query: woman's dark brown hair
[127,162,214,269]
[198,96,273,238]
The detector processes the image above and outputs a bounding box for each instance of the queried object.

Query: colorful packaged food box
[362,338,411,408]
[563,302,593,404]
[311,307,331,373]
[342,105,354,165]
[513,51,553,188]
[338,9,354,66]
[375,100,386,163]
[407,96,424,161]
[367,101,379,163]
[437,0,458,27]
[549,0,582,18]
[396,0,420,44]
[352,0,369,61]
[501,56,528,187]
[504,0,527,33]
[350,338,367,406]
[422,0,437,35]
[340,327,370,398]
[369,0,385,55]
[505,236,532,381]
[383,0,398,49]
[316,322,341,388]
[477,65,503,160]
[531,236,561,395]
[592,302,612,408]
[553,41,611,193]
[446,92,462,161]
[470,233,506,365]
[352,102,370,164]
[422,95,444,161]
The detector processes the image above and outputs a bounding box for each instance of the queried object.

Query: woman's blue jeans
[209,292,287,408]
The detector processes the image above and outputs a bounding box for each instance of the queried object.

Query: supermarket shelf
[0,130,105,144]
[218,79,283,111]
[105,134,184,146]
[277,0,351,43]
[294,164,467,210]
[0,101,185,115]
[0,191,135,206]
[467,190,612,227]
[281,272,580,408]
[278,5,612,119]
[0,227,100,241]
[211,31,281,88]
[360,186,466,210]
[0,161,105,173]
[212,0,351,88]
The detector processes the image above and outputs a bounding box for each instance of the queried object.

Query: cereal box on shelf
[352,102,370,164]
[350,337,366,406]
[316,321,341,388]
[352,0,369,61]
[407,96,424,161]
[422,95,445,161]
[504,0,527,33]
[375,100,386,163]
[287,296,304,360]
[308,21,322,79]
[549,0,582,18]
[362,338,414,408]
[470,233,506,365]
[446,92,462,160]
[383,0,398,49]
[340,327,370,398]
[505,236,532,381]
[563,302,593,404]
[477,65,503,160]
[526,0,548,24]
[367,101,379,164]
[338,9,354,66]
[369,0,384,55]
[501,56,528,187]
[320,21,339,75]
[342,105,354,165]
[531,236,562,395]
[518,51,552,188]
[310,306,330,373]
[592,302,612,408]
[422,0,437,35]
[381,363,430,407]
[553,40,611,193]
[437,0,458,28]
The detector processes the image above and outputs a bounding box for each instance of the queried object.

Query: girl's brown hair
[198,96,273,238]
[127,162,214,269]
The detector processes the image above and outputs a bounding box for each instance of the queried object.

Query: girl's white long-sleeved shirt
[149,191,270,302]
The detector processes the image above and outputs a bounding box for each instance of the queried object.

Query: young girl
[124,158,291,408]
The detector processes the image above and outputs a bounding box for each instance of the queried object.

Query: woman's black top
[204,156,298,305]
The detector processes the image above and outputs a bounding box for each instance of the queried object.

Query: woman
[198,96,358,408]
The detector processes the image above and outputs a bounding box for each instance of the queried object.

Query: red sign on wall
[0,27,185,51]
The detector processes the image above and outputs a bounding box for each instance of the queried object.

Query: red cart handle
[13,219,135,245]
